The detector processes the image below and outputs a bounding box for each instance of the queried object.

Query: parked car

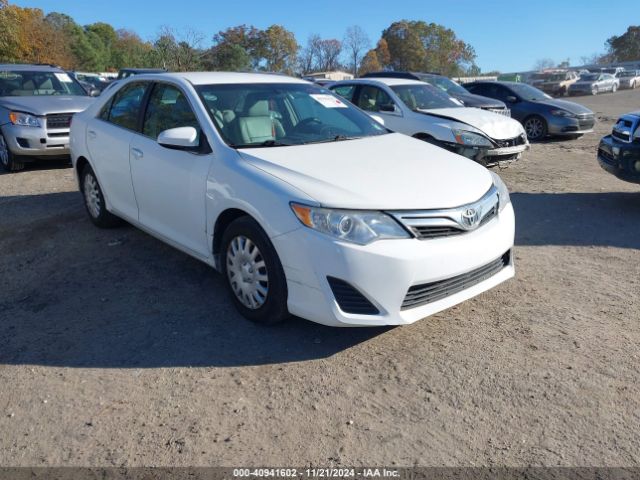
[74,72,112,92]
[329,78,528,165]
[70,72,515,326]
[617,70,640,89]
[602,67,625,76]
[536,71,580,97]
[568,73,618,96]
[67,71,101,96]
[597,111,640,184]
[362,71,510,115]
[117,68,167,80]
[0,64,95,171]
[464,81,595,141]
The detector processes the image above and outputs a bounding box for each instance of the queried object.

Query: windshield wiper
[302,135,363,145]
[231,139,293,148]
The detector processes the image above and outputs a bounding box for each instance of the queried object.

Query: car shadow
[0,192,390,369]
[1,190,638,369]
[0,159,71,176]
[512,191,640,249]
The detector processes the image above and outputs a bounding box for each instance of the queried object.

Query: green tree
[607,26,640,62]
[206,43,252,71]
[261,25,299,73]
[380,20,477,76]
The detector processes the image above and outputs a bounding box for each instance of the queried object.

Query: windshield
[508,83,550,101]
[548,74,566,81]
[0,70,87,96]
[196,83,388,148]
[420,75,467,96]
[391,84,461,110]
[580,74,599,81]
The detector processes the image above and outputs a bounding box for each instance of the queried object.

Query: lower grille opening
[401,250,511,310]
[327,277,380,315]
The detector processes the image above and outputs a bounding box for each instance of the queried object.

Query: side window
[142,83,200,141]
[356,85,393,112]
[489,85,513,102]
[331,85,356,102]
[466,84,485,96]
[107,82,148,131]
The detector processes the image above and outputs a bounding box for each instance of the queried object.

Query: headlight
[290,203,409,245]
[489,171,511,212]
[9,111,41,127]
[452,129,493,147]
[550,109,575,118]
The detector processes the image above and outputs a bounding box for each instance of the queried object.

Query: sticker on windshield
[54,73,73,83]
[310,94,348,108]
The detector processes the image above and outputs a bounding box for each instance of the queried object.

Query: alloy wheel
[226,235,269,310]
[524,117,544,140]
[83,173,101,218]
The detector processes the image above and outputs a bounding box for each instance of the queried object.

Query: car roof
[0,63,65,72]
[131,71,311,86]
[120,68,166,73]
[334,78,427,87]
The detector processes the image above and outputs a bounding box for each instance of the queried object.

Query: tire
[523,115,548,141]
[591,86,598,96]
[0,134,24,172]
[221,216,289,325]
[612,83,617,93]
[80,164,121,228]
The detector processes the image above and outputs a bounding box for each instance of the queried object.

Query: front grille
[598,148,616,165]
[327,277,379,315]
[401,250,511,310]
[46,113,73,130]
[577,113,595,130]
[486,108,511,117]
[495,135,526,148]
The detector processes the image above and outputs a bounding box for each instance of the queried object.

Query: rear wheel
[221,216,289,325]
[523,115,548,141]
[0,134,24,172]
[612,83,617,93]
[80,164,121,228]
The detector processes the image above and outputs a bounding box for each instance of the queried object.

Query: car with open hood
[0,64,95,171]
[330,78,528,166]
[598,111,640,184]
[70,72,515,327]
[464,81,595,141]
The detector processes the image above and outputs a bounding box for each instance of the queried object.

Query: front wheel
[523,115,548,141]
[612,84,617,93]
[0,134,24,172]
[221,216,289,325]
[591,86,598,95]
[80,164,122,228]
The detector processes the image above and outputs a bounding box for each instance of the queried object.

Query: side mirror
[89,88,101,97]
[157,127,199,149]
[505,96,518,103]
[379,103,396,113]
[369,114,385,125]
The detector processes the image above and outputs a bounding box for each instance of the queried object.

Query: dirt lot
[0,89,639,468]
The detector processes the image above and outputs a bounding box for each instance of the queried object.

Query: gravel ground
[0,89,639,467]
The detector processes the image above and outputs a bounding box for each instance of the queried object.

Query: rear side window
[142,83,200,140]
[356,85,394,112]
[331,85,356,102]
[103,82,148,131]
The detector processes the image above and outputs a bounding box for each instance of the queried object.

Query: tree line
[0,0,481,76]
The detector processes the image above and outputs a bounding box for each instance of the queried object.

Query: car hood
[419,107,525,140]
[533,98,594,114]
[0,96,94,115]
[452,92,506,110]
[238,133,493,210]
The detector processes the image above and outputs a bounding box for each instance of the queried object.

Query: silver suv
[0,64,95,171]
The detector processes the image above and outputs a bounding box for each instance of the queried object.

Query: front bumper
[273,203,515,326]
[547,115,594,136]
[1,124,71,159]
[597,135,640,184]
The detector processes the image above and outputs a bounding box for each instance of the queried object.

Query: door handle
[87,130,97,139]
[131,147,143,159]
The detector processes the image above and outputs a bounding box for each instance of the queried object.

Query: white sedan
[70,72,515,327]
[330,78,529,166]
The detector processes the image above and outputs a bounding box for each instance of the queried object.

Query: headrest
[247,99,270,116]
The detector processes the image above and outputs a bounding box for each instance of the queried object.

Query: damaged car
[330,78,528,166]
[598,111,640,184]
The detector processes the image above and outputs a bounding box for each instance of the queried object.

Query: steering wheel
[295,117,322,131]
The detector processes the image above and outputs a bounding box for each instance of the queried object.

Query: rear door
[86,81,150,220]
[128,82,211,258]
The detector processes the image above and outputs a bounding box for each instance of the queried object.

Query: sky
[12,0,632,73]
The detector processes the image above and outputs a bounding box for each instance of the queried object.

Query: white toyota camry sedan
[70,72,515,327]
